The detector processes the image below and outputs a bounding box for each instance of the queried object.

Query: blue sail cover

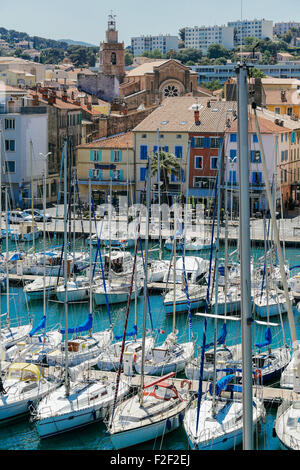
[209,374,235,397]
[29,316,46,337]
[115,325,138,341]
[205,323,227,350]
[60,313,93,335]
[255,327,272,349]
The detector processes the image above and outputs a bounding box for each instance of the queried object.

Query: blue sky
[0,0,299,46]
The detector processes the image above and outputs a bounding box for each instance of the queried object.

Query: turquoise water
[0,235,299,450]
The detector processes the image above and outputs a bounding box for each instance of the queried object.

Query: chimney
[61,89,68,102]
[207,100,211,108]
[48,90,56,105]
[41,88,48,100]
[87,102,92,111]
[281,90,287,102]
[71,91,75,101]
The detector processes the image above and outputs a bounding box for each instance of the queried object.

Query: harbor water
[0,235,298,450]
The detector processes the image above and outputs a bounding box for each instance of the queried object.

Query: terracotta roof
[226,114,290,134]
[189,101,237,133]
[77,132,134,150]
[0,84,28,94]
[134,97,236,133]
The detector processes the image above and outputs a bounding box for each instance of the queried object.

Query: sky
[0,0,299,47]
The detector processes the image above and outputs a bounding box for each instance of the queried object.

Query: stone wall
[98,105,158,138]
[77,73,120,103]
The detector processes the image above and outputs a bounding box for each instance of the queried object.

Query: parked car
[4,211,27,224]
[22,209,52,223]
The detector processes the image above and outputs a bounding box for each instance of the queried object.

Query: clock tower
[99,14,125,84]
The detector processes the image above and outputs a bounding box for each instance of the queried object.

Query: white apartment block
[274,22,300,37]
[184,25,234,54]
[131,35,178,56]
[228,19,273,45]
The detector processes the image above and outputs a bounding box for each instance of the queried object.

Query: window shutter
[119,170,124,181]
[98,150,102,161]
[191,137,195,148]
[119,150,122,162]
[164,146,169,152]
[88,169,93,179]
[111,150,114,162]
[90,150,94,162]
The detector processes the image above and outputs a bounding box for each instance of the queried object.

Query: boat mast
[252,108,297,347]
[108,178,112,283]
[237,63,253,450]
[5,187,10,325]
[156,128,162,260]
[43,158,46,319]
[63,141,70,397]
[30,140,35,255]
[139,162,151,404]
[172,220,177,334]
[88,177,93,328]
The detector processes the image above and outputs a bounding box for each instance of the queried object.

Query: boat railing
[276,399,293,420]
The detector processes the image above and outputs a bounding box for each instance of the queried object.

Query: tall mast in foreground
[237,64,253,450]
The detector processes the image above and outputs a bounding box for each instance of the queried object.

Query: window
[195,156,203,169]
[252,172,262,185]
[5,118,15,130]
[174,146,183,159]
[4,161,15,173]
[251,150,261,163]
[229,149,237,162]
[111,150,121,162]
[111,52,117,65]
[90,150,101,162]
[141,134,147,139]
[230,133,237,142]
[176,134,182,139]
[5,140,15,152]
[253,134,258,143]
[210,137,220,148]
[140,145,148,160]
[211,157,218,169]
[140,167,147,181]
[110,170,123,181]
[229,170,237,184]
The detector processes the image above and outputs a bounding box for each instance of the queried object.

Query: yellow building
[0,69,36,87]
[76,131,135,205]
[262,78,300,118]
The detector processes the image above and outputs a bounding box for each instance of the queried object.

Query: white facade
[131,35,178,56]
[0,88,48,207]
[184,25,234,54]
[225,128,288,213]
[274,22,300,37]
[228,19,273,45]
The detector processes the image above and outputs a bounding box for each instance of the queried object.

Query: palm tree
[150,151,183,205]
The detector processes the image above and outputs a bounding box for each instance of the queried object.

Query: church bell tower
[99,13,125,83]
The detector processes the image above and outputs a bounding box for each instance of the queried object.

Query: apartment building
[228,19,273,45]
[184,25,234,54]
[0,85,48,208]
[274,22,300,37]
[131,35,178,57]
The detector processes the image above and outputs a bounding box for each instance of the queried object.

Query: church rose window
[164,85,179,97]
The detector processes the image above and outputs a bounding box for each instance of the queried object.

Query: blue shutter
[230,134,237,143]
[88,169,93,179]
[164,146,169,152]
[90,150,94,162]
[153,146,158,153]
[204,138,210,148]
[98,150,101,161]
[111,150,114,162]
[118,150,122,162]
[191,137,195,148]
[171,172,175,182]
[110,170,114,179]
[175,146,183,158]
[140,167,146,181]
[99,170,102,180]
[253,134,258,143]
[140,145,148,160]
[119,170,124,181]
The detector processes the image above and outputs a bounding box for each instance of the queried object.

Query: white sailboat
[32,149,127,438]
[107,161,191,449]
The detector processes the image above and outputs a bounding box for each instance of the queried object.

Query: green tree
[125,51,133,66]
[207,43,231,59]
[248,67,266,78]
[150,151,182,205]
[179,28,185,42]
[40,48,65,64]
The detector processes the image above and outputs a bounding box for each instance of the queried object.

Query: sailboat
[184,65,266,450]
[135,221,194,376]
[32,147,129,438]
[107,162,191,449]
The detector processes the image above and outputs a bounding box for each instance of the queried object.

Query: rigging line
[91,194,112,326]
[109,162,149,429]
